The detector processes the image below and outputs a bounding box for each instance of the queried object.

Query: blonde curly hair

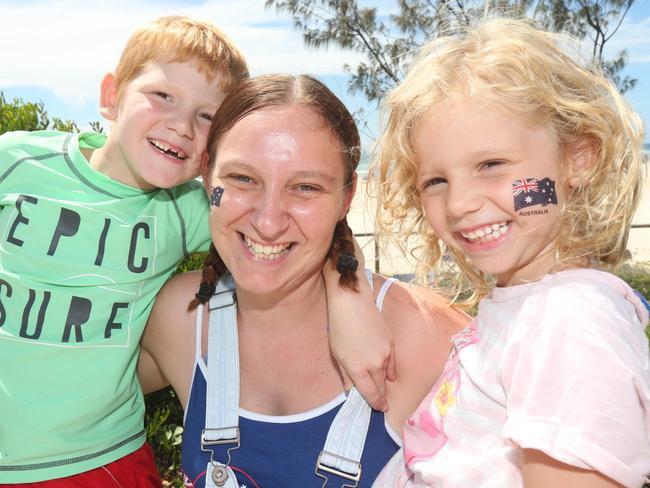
[370,17,645,309]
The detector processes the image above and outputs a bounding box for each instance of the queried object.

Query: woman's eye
[231,174,253,184]
[296,184,322,193]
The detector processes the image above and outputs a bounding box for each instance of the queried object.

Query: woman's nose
[250,188,290,240]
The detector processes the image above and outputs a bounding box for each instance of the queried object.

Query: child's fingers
[356,373,388,412]
[387,349,397,382]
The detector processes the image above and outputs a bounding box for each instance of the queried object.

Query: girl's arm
[522,449,624,488]
[323,255,396,412]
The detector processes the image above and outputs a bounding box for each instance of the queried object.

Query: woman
[139,74,468,487]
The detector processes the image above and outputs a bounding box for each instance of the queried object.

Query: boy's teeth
[150,139,187,159]
[243,235,291,260]
[460,222,509,242]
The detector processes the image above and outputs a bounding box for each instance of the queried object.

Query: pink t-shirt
[377,269,650,488]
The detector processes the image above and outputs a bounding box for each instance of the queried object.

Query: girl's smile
[414,100,564,286]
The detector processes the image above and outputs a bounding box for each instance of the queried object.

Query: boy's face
[97,61,226,190]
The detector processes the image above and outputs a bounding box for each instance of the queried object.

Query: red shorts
[1,442,162,487]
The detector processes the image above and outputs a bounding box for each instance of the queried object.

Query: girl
[369,17,650,488]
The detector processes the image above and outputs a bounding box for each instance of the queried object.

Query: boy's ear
[99,73,119,121]
[566,138,598,188]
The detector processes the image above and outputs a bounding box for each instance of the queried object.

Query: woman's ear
[565,139,599,188]
[99,73,119,121]
[340,172,358,220]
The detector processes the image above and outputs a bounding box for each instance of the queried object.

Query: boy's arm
[324,247,396,412]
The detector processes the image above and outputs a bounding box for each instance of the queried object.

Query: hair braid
[328,218,359,292]
[188,244,229,311]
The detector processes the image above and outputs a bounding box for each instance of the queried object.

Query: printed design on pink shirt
[403,320,478,467]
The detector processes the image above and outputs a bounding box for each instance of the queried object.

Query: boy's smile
[414,100,565,286]
[91,61,226,190]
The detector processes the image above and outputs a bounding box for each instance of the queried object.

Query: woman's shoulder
[372,273,470,334]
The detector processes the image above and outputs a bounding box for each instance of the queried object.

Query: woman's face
[204,104,355,297]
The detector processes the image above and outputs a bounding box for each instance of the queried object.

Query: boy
[0,16,248,485]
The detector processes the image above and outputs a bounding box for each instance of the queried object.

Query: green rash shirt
[0,130,211,482]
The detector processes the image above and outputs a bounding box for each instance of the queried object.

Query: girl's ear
[99,73,119,121]
[566,139,599,188]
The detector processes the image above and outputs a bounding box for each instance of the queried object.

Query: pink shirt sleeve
[500,277,650,487]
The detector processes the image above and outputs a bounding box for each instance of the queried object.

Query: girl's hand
[323,239,396,412]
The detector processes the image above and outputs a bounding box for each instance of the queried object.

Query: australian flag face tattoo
[512,177,557,212]
[210,186,224,207]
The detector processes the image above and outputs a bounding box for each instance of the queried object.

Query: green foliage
[267,0,636,102]
[145,388,184,486]
[0,92,50,132]
[0,91,102,135]
[616,262,650,340]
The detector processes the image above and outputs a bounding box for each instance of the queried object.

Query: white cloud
[0,0,363,107]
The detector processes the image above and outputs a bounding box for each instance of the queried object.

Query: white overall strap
[203,274,240,488]
[375,277,397,311]
[316,387,371,487]
[316,269,379,488]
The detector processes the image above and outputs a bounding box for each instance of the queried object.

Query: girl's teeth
[461,222,509,242]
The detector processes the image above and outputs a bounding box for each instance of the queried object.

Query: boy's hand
[324,239,396,412]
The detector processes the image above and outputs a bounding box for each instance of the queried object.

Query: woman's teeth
[460,222,509,242]
[243,235,291,260]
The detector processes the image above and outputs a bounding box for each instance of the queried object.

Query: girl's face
[413,100,566,286]
[204,104,354,298]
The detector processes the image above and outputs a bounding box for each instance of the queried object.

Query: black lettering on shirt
[105,302,129,338]
[47,208,81,256]
[0,279,13,327]
[128,222,150,274]
[95,218,111,266]
[19,289,51,340]
[61,296,92,343]
[7,195,38,247]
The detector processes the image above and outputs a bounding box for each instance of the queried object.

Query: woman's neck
[235,271,329,331]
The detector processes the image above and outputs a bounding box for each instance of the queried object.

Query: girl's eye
[154,91,172,101]
[199,112,214,122]
[479,160,505,170]
[421,177,446,191]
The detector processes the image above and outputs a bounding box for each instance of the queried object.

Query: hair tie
[195,281,216,303]
[336,253,358,274]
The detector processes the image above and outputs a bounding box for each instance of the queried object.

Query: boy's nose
[166,111,195,140]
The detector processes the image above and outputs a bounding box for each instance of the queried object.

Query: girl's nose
[445,181,482,219]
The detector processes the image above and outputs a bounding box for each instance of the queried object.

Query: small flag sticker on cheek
[210,186,224,207]
[513,177,557,211]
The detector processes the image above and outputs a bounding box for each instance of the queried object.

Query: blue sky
[1,0,649,146]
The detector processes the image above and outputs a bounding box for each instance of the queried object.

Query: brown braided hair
[189,74,361,310]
